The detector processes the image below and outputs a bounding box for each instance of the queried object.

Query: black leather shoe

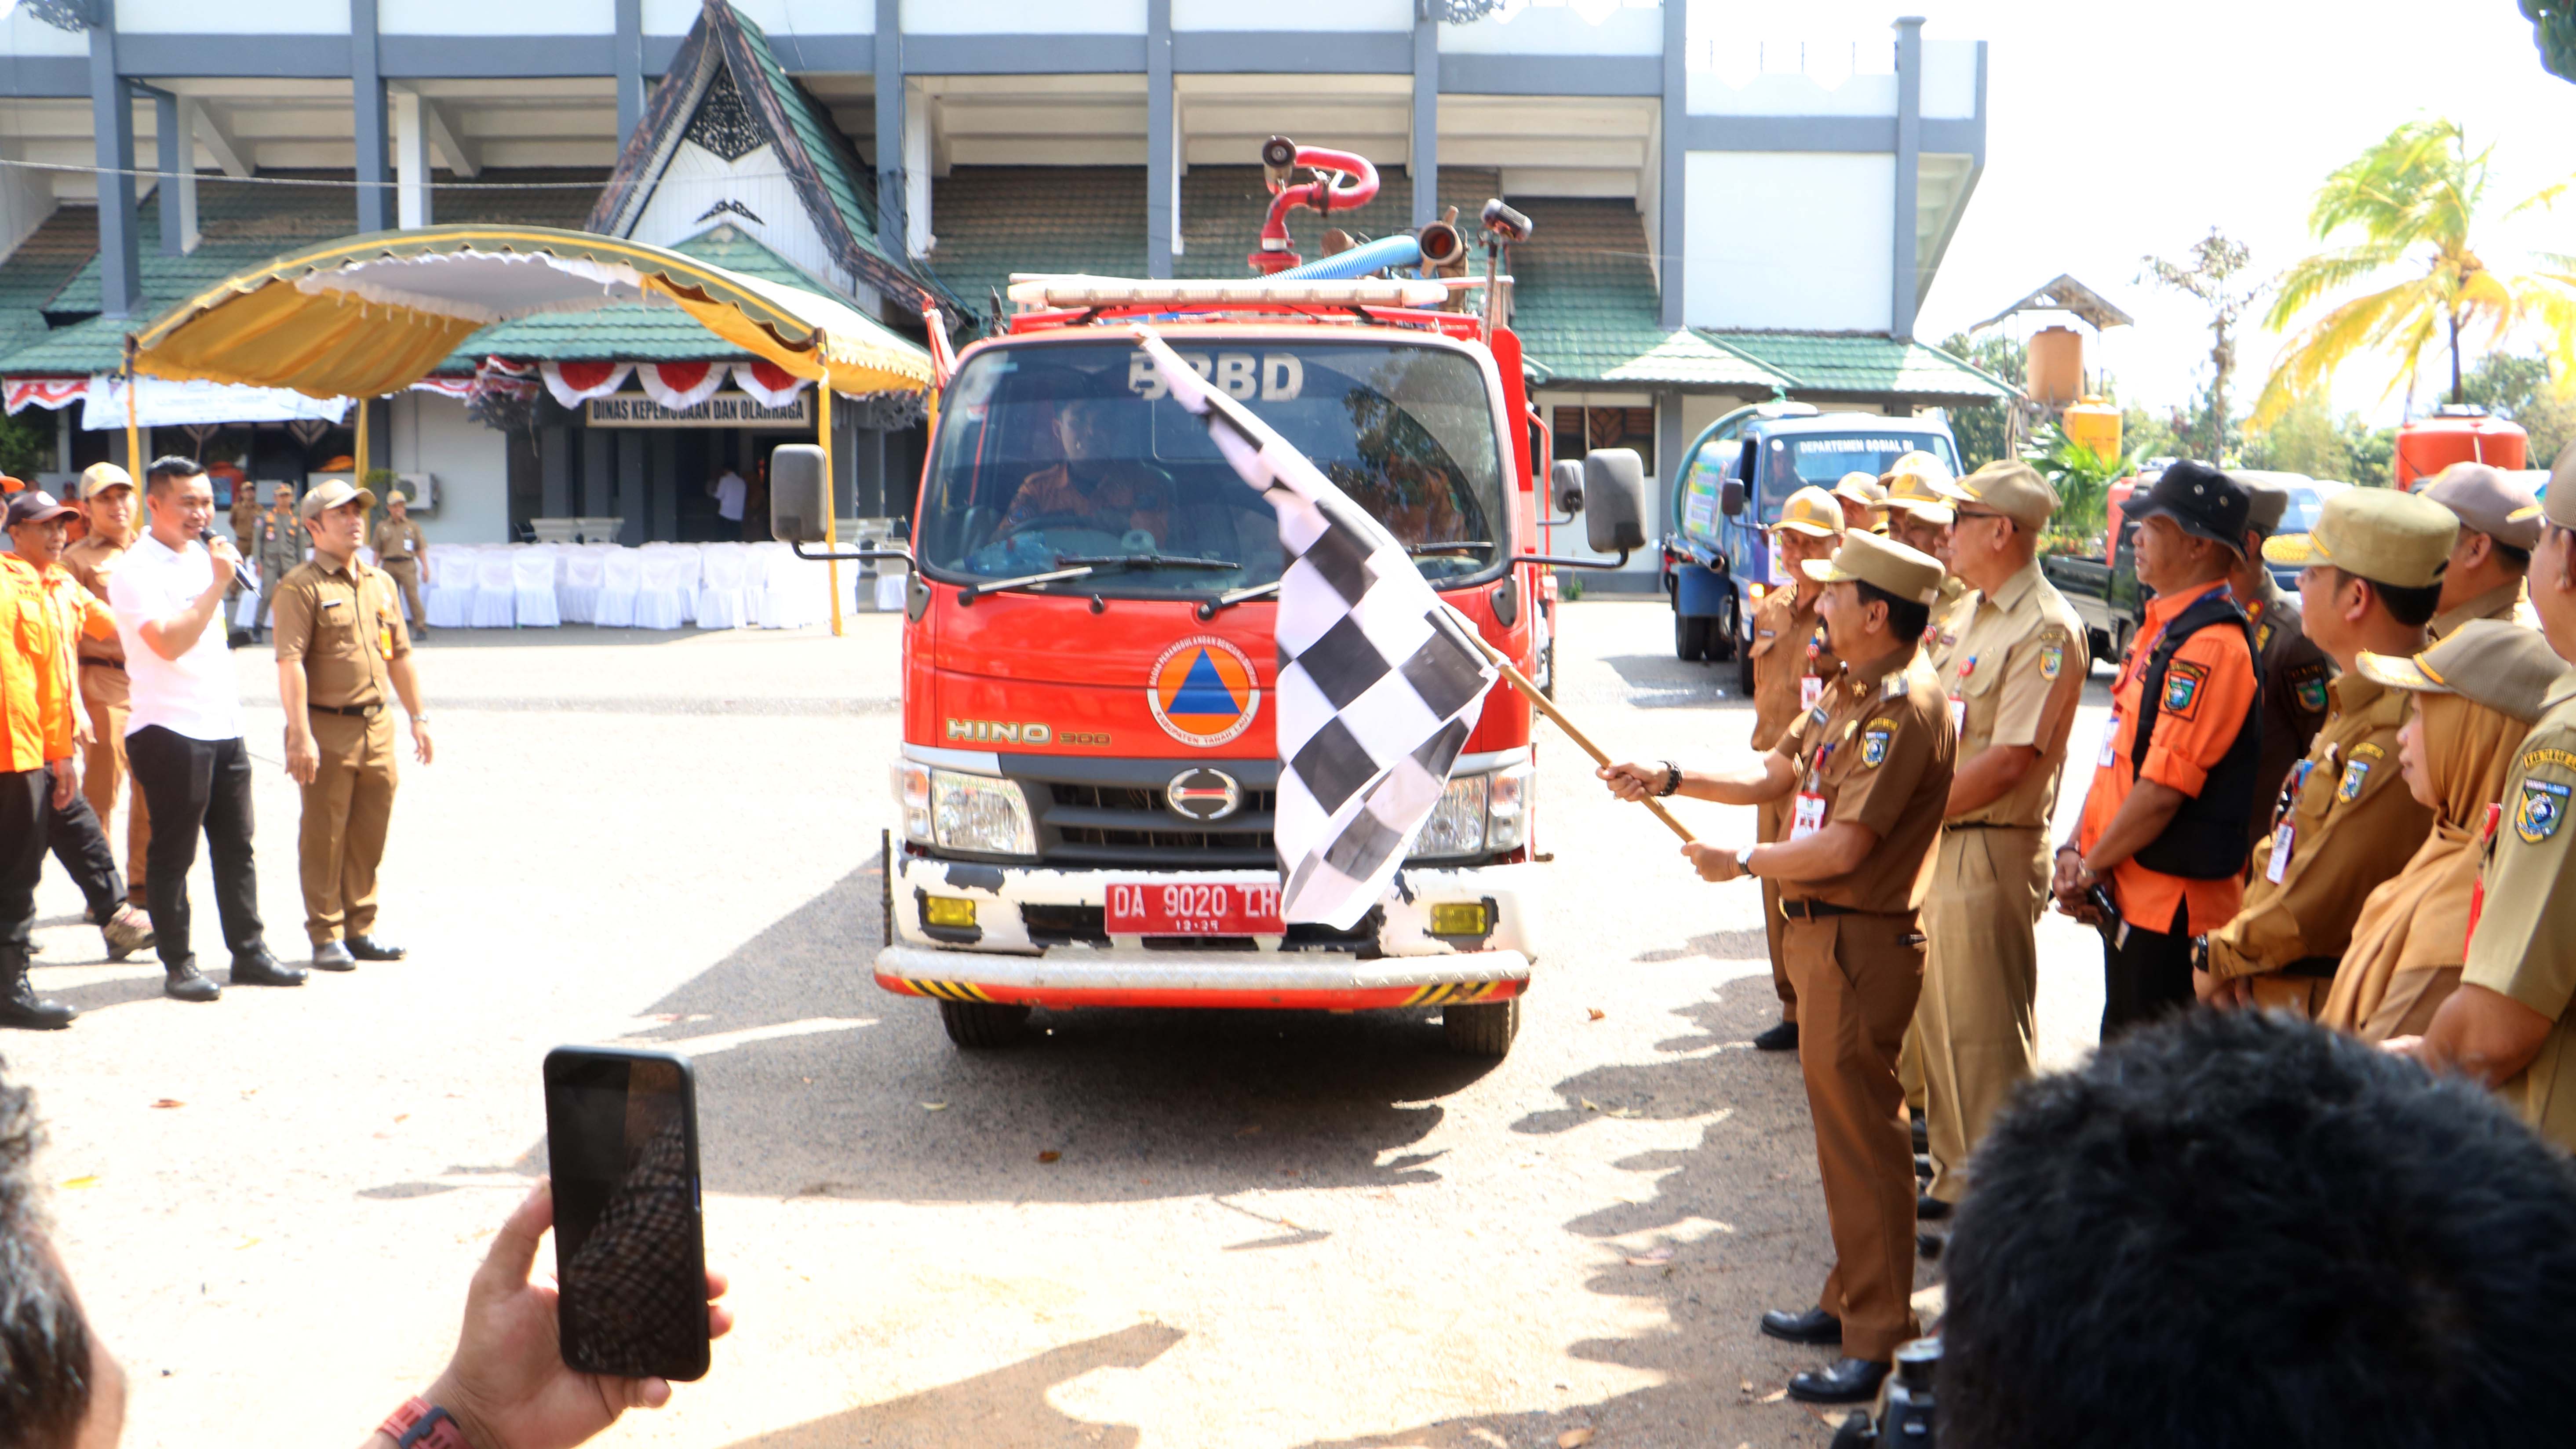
[345,934,407,961]
[1752,1019,1800,1052]
[0,969,74,1030]
[229,949,309,988]
[1787,1357,1890,1405]
[1917,1194,1952,1221]
[164,960,221,1002]
[1758,1307,1843,1345]
[310,940,357,972]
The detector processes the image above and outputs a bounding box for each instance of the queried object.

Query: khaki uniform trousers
[77,663,149,907]
[1917,826,2047,1202]
[1756,794,1796,1023]
[299,710,399,945]
[381,558,426,630]
[1785,911,1925,1362]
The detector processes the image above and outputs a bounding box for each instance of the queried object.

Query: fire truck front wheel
[940,999,1035,1049]
[1442,998,1520,1057]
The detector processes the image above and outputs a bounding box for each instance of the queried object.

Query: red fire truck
[772,142,1642,1058]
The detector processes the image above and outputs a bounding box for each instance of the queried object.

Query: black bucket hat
[2125,460,2250,556]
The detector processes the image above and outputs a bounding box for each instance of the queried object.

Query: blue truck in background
[1659,402,1963,688]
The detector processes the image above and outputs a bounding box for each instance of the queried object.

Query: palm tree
[2255,119,2576,425]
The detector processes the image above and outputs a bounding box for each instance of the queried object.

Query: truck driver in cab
[998,389,1174,543]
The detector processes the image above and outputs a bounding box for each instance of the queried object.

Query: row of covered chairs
[419,541,865,631]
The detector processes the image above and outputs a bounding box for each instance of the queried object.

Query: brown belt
[308,701,383,718]
[1778,898,1911,921]
[78,658,125,674]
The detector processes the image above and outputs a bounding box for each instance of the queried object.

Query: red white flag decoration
[4,379,86,414]
[638,361,725,410]
[407,376,477,400]
[731,359,811,408]
[539,360,634,409]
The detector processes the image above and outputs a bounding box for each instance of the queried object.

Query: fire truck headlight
[1485,764,1531,852]
[1414,774,1490,860]
[929,769,1038,857]
[894,763,934,843]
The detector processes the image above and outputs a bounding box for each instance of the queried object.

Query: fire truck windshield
[917,339,1507,597]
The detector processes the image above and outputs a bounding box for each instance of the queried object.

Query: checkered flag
[1136,328,1498,928]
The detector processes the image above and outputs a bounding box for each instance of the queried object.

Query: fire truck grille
[1001,757,1283,869]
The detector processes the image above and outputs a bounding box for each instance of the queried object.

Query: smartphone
[542,1046,709,1382]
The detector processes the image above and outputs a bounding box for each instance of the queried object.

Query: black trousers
[2102,898,2197,1040]
[44,774,123,924]
[124,727,263,968]
[0,768,44,956]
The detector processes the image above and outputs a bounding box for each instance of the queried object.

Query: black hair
[0,1063,95,1448]
[2333,567,2444,629]
[142,455,204,497]
[2492,538,2532,571]
[1942,1012,2576,1449]
[1854,579,1930,641]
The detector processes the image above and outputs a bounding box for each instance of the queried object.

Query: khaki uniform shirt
[270,553,411,710]
[2463,677,2576,1152]
[2428,580,2524,641]
[1932,560,2087,829]
[253,506,303,572]
[58,534,130,666]
[1748,586,1837,753]
[373,517,426,568]
[1770,646,1957,914]
[2204,676,2431,979]
[2244,575,2332,857]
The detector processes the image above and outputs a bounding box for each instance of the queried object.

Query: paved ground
[13,598,2115,1449]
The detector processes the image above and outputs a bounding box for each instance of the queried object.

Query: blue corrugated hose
[1266,233,1423,281]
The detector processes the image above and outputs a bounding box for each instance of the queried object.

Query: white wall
[383,0,613,35]
[0,10,88,55]
[1921,38,1978,120]
[0,143,57,265]
[902,0,1145,35]
[1172,0,1409,31]
[391,393,510,545]
[1442,4,1662,58]
[642,0,875,36]
[120,0,350,33]
[1683,150,1891,333]
[630,143,853,298]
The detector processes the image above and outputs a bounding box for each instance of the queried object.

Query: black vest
[2128,589,2263,880]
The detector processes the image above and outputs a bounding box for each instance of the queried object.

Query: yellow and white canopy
[131,224,934,400]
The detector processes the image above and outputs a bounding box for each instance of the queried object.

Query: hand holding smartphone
[543,1047,711,1383]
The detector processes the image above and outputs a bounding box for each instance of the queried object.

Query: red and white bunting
[408,376,478,399]
[638,361,726,411]
[730,359,811,408]
[539,360,635,409]
[4,378,87,415]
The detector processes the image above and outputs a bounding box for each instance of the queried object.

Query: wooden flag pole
[1449,613,1696,845]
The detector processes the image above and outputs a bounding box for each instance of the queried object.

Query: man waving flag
[1134,327,1497,928]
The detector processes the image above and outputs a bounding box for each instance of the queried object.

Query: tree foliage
[0,411,50,481]
[2462,348,2576,467]
[2023,421,2134,539]
[2258,118,2576,422]
[1939,331,2026,471]
[2142,229,2265,461]
[2529,1,2576,84]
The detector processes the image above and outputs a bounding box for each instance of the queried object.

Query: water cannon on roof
[1250,136,1383,275]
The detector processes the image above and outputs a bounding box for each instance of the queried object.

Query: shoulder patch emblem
[2336,760,2371,802]
[2521,747,2576,773]
[2040,641,2064,681]
[2257,623,2273,650]
[1862,727,1891,768]
[2516,778,2570,844]
[2162,660,2209,719]
[2290,663,2329,716]
[2352,742,2386,762]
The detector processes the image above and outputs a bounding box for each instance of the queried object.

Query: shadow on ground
[720,1323,1184,1449]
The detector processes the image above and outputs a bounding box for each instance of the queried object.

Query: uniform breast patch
[2290,663,2329,715]
[2162,660,2208,718]
[2336,760,2370,802]
[1862,727,1891,768]
[2517,779,2569,843]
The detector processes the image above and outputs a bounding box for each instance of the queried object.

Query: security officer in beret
[272,478,433,972]
[2232,481,2333,859]
[2197,489,2456,1016]
[1745,484,1847,1052]
[2055,462,2265,1035]
[251,481,302,641]
[2421,461,2540,638]
[1909,459,2086,1219]
[2410,440,2576,1153]
[1600,530,1957,1405]
[1830,472,1887,535]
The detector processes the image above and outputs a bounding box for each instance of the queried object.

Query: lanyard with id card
[1790,738,1836,842]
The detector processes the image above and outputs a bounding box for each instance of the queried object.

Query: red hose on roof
[1249,135,1381,275]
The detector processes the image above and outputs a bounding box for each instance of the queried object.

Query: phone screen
[543,1048,708,1382]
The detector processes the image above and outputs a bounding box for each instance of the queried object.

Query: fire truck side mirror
[1583,448,1647,553]
[1550,459,1585,516]
[769,444,830,545]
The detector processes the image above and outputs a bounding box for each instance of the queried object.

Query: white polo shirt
[109,532,241,742]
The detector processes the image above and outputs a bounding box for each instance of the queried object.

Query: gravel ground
[10,598,2113,1449]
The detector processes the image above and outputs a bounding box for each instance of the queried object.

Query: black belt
[308,702,383,718]
[1946,820,2039,831]
[1778,898,1911,921]
[78,658,124,674]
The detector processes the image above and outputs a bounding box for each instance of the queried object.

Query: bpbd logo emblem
[1150,635,1260,746]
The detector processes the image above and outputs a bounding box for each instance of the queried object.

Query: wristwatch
[1657,761,1682,798]
[379,1399,472,1449]
[1735,848,1755,879]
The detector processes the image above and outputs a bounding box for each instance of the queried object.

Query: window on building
[1551,405,1655,475]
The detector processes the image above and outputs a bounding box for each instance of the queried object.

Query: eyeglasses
[1953,508,2012,529]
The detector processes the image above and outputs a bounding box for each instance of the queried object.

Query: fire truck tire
[1442,998,1519,1056]
[940,999,1034,1049]
[1675,612,1712,662]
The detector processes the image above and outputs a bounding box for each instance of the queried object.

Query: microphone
[199,528,258,592]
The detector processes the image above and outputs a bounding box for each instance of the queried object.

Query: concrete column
[150,89,184,255]
[1658,0,1687,330]
[582,430,615,515]
[615,432,646,546]
[873,0,905,264]
[615,0,645,149]
[1146,0,1174,277]
[1891,16,1924,342]
[902,81,931,259]
[392,87,431,228]
[1654,391,1683,571]
[1410,13,1439,228]
[87,7,140,318]
[649,433,679,540]
[353,0,389,233]
[171,96,202,254]
[539,425,572,518]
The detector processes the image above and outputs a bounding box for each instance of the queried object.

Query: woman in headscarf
[2324,620,2570,1041]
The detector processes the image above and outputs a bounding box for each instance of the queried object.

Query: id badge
[2264,821,2293,884]
[1800,676,1824,711]
[1790,791,1827,841]
[2097,713,2121,769]
[1948,695,1967,735]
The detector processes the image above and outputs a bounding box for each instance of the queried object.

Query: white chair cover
[512,546,561,628]
[470,548,517,629]
[738,543,778,627]
[634,548,696,630]
[559,549,607,624]
[696,543,751,629]
[595,548,643,628]
[426,548,478,628]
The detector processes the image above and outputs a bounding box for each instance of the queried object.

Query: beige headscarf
[2323,691,2525,1038]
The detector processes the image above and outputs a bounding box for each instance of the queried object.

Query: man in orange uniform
[0,511,82,1029]
[1744,484,1845,1051]
[2052,462,2263,1037]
